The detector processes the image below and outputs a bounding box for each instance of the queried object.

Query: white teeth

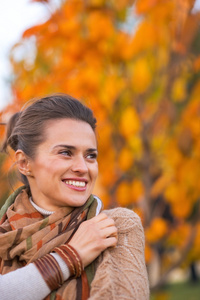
[65,180,86,187]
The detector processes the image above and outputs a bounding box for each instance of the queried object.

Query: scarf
[0,186,102,300]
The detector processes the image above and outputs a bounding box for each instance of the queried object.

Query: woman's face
[27,119,98,211]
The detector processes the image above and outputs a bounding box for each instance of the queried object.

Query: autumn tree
[0,0,200,289]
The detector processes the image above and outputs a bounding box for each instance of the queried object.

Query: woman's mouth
[62,179,87,191]
[64,180,86,187]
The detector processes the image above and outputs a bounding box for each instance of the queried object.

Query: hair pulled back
[1,94,97,185]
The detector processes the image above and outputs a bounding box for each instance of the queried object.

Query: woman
[0,94,149,300]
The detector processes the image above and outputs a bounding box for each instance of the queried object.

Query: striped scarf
[0,186,102,299]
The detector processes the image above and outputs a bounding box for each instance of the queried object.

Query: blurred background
[0,0,200,299]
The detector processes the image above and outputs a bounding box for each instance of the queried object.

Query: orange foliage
[116,181,132,207]
[131,179,144,202]
[1,156,15,174]
[120,107,140,138]
[135,0,160,14]
[131,58,152,93]
[150,175,171,199]
[119,147,134,171]
[171,77,187,102]
[171,201,192,219]
[167,223,191,248]
[146,218,168,243]
[0,123,6,139]
[189,223,200,261]
[145,243,153,263]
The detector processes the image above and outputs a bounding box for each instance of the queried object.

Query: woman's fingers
[69,213,118,267]
[90,213,109,223]
[103,236,118,248]
[98,217,115,229]
[88,213,117,238]
[89,213,115,229]
[100,225,118,239]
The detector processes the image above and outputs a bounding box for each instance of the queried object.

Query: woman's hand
[68,213,118,267]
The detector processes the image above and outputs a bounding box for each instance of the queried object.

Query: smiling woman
[0,94,149,300]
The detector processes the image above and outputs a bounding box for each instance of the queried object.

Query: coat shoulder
[103,207,143,234]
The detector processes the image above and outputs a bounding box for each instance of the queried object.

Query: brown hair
[1,94,97,186]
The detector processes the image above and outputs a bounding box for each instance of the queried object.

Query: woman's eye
[86,153,97,160]
[59,150,71,156]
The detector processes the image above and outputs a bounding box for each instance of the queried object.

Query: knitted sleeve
[89,207,149,300]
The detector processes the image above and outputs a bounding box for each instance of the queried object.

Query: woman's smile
[27,119,98,211]
[62,178,88,190]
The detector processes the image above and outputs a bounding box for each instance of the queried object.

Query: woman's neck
[29,197,55,217]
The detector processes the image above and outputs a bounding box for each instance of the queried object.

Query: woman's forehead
[41,118,97,149]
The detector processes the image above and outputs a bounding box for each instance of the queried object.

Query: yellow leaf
[116,182,132,206]
[167,223,191,248]
[86,12,114,41]
[120,107,140,138]
[132,58,152,94]
[146,217,168,243]
[131,179,144,202]
[136,0,159,14]
[87,0,105,7]
[145,244,153,264]
[100,75,125,110]
[171,78,187,102]
[128,135,143,158]
[119,147,134,171]
[151,175,171,199]
[171,201,192,219]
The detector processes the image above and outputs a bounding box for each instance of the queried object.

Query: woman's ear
[15,150,31,176]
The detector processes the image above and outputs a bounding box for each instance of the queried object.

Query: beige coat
[89,207,149,300]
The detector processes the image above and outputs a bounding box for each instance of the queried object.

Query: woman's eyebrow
[52,145,98,152]
[52,144,76,150]
[86,148,98,152]
[52,145,76,150]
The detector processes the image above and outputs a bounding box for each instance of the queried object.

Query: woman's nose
[71,156,88,173]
